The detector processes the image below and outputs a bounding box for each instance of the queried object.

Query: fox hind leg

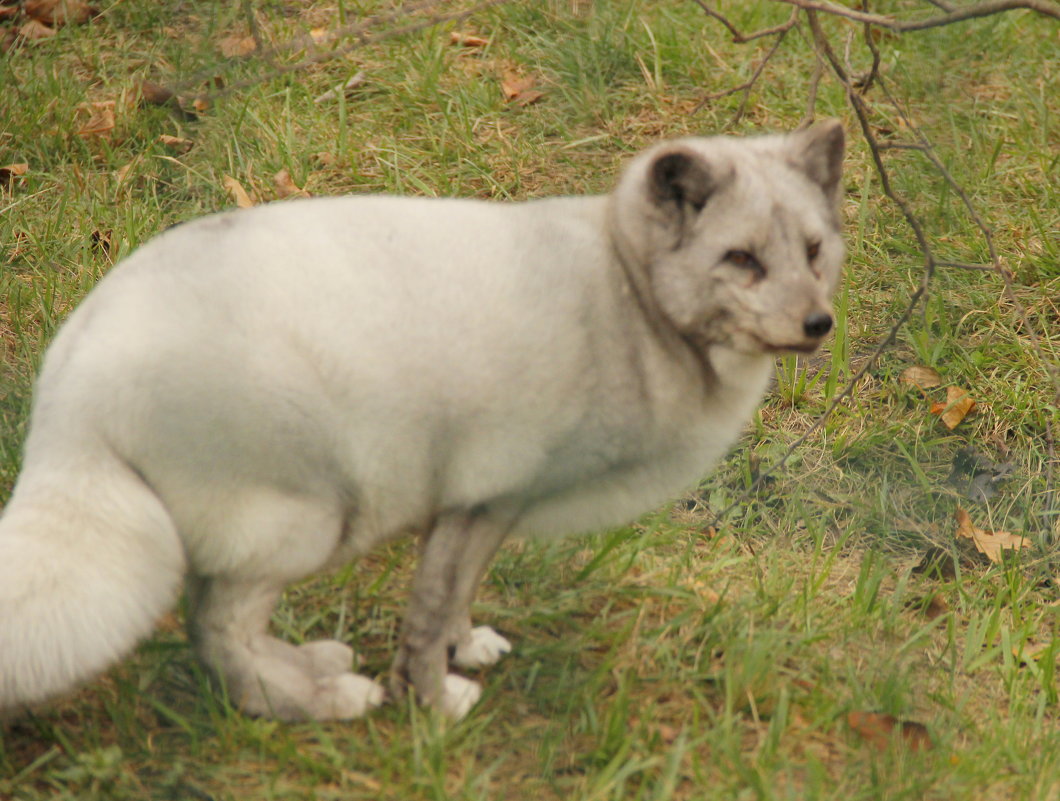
[187,576,383,721]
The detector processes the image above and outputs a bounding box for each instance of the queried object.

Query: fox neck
[604,199,725,393]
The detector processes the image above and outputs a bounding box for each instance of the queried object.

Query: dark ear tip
[651,151,694,183]
[808,118,845,150]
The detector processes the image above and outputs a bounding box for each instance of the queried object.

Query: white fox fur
[0,121,844,721]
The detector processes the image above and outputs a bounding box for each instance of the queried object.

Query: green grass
[1,1,1058,799]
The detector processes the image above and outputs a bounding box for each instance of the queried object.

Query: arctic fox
[0,121,844,721]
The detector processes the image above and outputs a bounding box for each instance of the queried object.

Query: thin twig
[691,1,800,42]
[935,261,1006,272]
[799,53,825,126]
[857,0,882,93]
[692,16,796,122]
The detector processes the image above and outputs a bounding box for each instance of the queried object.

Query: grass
[1,1,1058,799]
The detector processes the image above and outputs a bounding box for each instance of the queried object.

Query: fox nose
[803,311,833,339]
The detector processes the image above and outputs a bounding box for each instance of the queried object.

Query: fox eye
[806,241,821,260]
[724,250,763,275]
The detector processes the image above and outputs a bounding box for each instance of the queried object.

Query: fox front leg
[391,511,509,719]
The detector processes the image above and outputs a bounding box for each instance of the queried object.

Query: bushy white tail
[0,456,185,714]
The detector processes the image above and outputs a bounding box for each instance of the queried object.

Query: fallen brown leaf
[76,100,116,138]
[900,364,942,390]
[219,34,256,58]
[222,175,255,209]
[450,31,489,47]
[930,385,976,429]
[0,5,19,21]
[273,169,308,199]
[24,0,94,26]
[514,89,544,106]
[501,73,544,105]
[911,592,950,620]
[847,711,932,752]
[158,134,193,154]
[954,507,1030,564]
[0,163,29,190]
[18,18,57,40]
[139,80,175,107]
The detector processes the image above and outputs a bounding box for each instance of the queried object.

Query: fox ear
[790,119,845,201]
[649,149,716,213]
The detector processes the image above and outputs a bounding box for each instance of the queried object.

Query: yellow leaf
[930,385,976,429]
[954,507,1030,564]
[273,168,308,199]
[222,175,255,209]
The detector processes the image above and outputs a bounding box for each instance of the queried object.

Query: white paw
[451,626,512,669]
[299,640,355,677]
[317,674,385,720]
[438,674,482,720]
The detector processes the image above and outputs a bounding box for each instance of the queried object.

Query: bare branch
[702,0,1060,529]
[771,0,1060,29]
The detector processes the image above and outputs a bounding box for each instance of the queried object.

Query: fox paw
[315,674,385,720]
[438,674,482,720]
[451,626,511,669]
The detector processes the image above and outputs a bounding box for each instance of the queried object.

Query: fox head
[609,120,845,356]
